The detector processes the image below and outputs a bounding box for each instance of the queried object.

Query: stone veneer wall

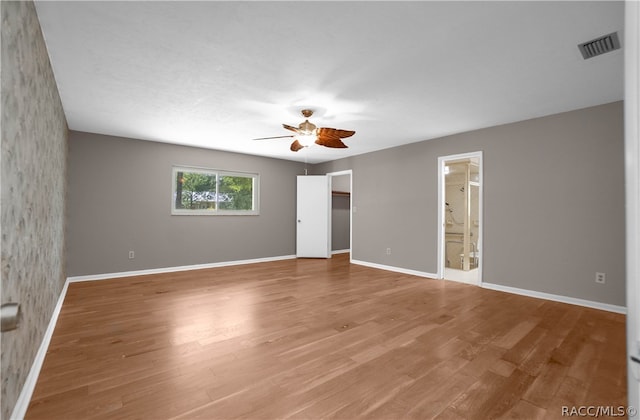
[1,2,68,418]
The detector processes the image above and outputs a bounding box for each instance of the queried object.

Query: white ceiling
[34,1,624,164]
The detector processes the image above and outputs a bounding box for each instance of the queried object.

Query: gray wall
[313,102,625,307]
[1,2,68,418]
[67,132,305,277]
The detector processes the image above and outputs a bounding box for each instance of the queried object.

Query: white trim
[351,258,625,314]
[326,169,353,177]
[67,255,296,283]
[437,151,483,286]
[625,0,640,404]
[332,249,350,255]
[351,259,438,279]
[482,282,626,314]
[11,280,70,420]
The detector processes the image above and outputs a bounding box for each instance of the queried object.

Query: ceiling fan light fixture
[296,116,317,146]
[296,132,316,147]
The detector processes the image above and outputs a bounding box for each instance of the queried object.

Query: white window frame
[171,165,260,216]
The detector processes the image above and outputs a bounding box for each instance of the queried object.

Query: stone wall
[1,2,68,418]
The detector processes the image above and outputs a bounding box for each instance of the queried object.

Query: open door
[297,175,330,258]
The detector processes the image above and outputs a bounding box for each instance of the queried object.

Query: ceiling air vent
[578,32,621,59]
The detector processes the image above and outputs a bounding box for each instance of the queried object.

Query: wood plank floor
[26,254,626,419]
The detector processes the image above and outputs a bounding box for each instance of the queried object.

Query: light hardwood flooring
[26,254,626,419]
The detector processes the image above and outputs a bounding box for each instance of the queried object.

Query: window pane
[176,171,217,210]
[218,175,254,210]
[172,166,258,215]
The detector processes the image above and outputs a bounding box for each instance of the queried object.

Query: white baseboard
[350,259,626,314]
[67,254,297,283]
[332,249,350,255]
[351,259,438,279]
[11,280,69,420]
[482,282,627,314]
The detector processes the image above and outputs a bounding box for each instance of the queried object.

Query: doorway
[438,152,483,285]
[328,170,352,259]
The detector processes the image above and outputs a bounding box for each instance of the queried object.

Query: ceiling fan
[253,109,355,152]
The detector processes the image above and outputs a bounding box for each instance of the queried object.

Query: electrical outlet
[595,272,605,284]
[386,248,391,255]
[129,250,135,259]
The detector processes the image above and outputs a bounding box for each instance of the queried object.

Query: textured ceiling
[35,1,624,164]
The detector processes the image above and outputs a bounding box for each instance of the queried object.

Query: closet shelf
[332,191,350,197]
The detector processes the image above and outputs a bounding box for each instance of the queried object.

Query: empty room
[2,1,640,419]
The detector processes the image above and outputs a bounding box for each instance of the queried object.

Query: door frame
[625,0,640,410]
[437,151,483,285]
[327,170,353,262]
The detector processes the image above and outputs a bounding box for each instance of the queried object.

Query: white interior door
[297,175,330,258]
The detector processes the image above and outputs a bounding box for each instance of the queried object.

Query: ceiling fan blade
[317,127,355,139]
[316,136,348,148]
[290,140,304,152]
[315,127,353,148]
[283,124,300,134]
[252,135,295,140]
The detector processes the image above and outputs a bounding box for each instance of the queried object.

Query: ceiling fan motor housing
[299,119,317,134]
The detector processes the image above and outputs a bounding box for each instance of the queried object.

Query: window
[171,166,259,215]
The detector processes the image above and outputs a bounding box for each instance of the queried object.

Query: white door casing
[626,0,640,414]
